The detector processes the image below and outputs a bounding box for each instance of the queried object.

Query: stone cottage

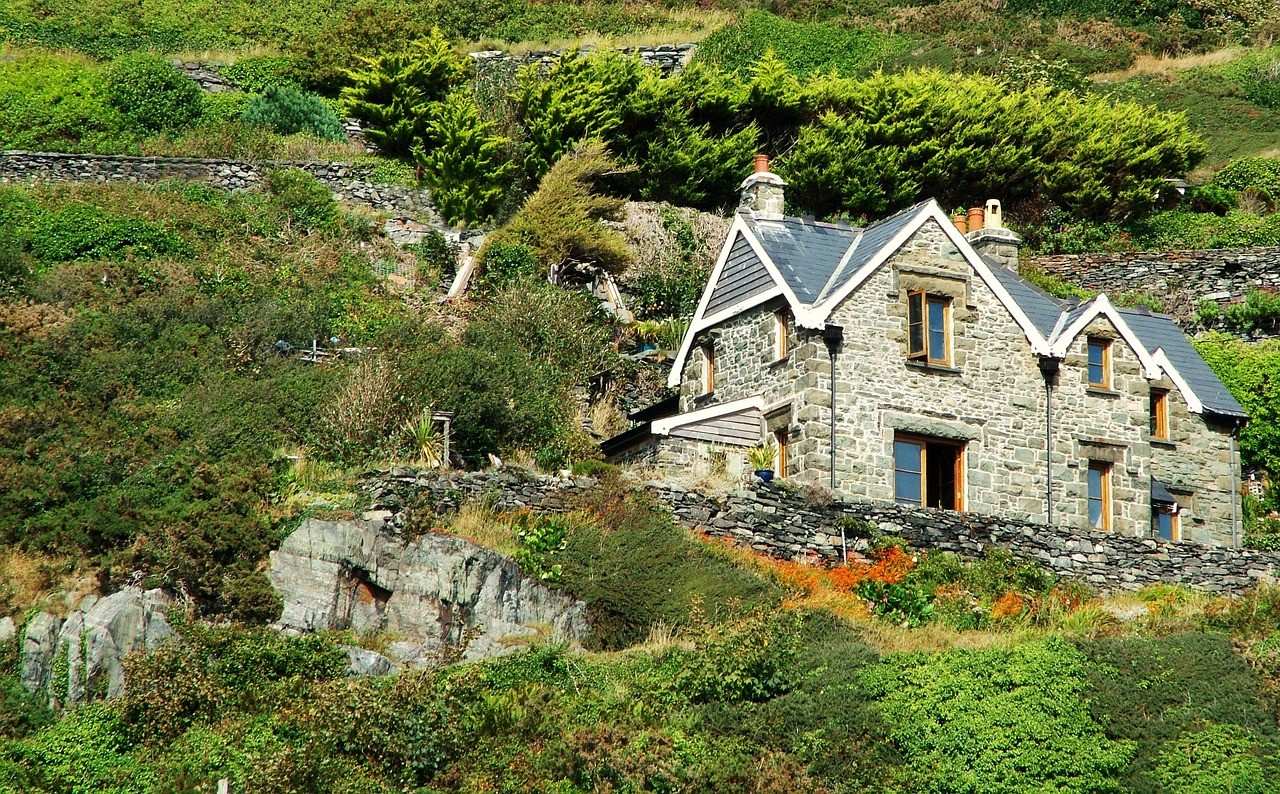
[604,156,1249,547]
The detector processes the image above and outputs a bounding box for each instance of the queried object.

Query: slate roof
[727,200,1246,422]
[1119,308,1246,418]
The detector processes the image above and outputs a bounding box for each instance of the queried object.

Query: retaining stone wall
[0,151,437,219]
[1027,247,1280,322]
[470,44,695,75]
[361,469,1280,595]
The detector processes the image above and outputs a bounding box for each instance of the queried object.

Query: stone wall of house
[359,469,1280,594]
[470,44,695,76]
[1027,247,1280,320]
[0,151,437,218]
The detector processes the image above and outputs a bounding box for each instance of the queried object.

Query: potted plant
[748,442,777,483]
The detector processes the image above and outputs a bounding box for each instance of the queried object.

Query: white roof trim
[666,214,807,388]
[798,201,1053,355]
[1048,293,1162,378]
[813,229,865,304]
[651,395,765,436]
[1151,348,1204,414]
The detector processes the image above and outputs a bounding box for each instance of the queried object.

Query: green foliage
[695,12,910,77]
[199,91,253,124]
[1186,183,1238,214]
[340,28,468,158]
[863,638,1135,792]
[0,52,135,154]
[677,609,802,703]
[997,52,1090,94]
[1196,333,1280,484]
[1019,264,1095,300]
[1079,632,1280,790]
[0,675,52,740]
[1213,157,1280,202]
[265,168,337,231]
[416,91,515,226]
[469,241,538,295]
[243,85,345,140]
[856,579,934,627]
[628,206,709,320]
[512,514,569,582]
[482,140,632,274]
[18,203,192,265]
[1151,723,1279,793]
[1198,290,1280,335]
[1129,208,1280,248]
[1,704,149,793]
[103,54,202,132]
[409,230,458,287]
[222,56,301,94]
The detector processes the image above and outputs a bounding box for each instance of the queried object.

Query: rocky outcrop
[268,518,588,666]
[18,588,173,706]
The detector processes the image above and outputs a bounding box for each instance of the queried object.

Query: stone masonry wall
[1028,247,1280,321]
[470,44,695,76]
[0,151,438,219]
[360,468,1280,595]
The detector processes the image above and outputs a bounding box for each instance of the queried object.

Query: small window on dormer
[1087,337,1111,389]
[702,343,715,395]
[774,309,790,361]
[907,290,951,366]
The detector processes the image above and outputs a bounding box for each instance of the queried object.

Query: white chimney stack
[740,154,786,219]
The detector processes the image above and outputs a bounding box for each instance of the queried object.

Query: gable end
[705,233,775,317]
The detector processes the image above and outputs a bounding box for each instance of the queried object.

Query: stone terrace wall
[0,151,437,218]
[470,44,695,75]
[362,468,1280,595]
[1028,247,1280,320]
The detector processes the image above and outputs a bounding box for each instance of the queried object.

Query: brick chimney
[965,199,1021,270]
[740,154,786,219]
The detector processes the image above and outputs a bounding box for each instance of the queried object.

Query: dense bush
[222,56,301,94]
[862,638,1134,792]
[243,86,345,140]
[0,52,134,154]
[103,54,203,132]
[1212,157,1280,201]
[1196,334,1280,482]
[695,12,910,77]
[469,240,538,294]
[265,168,337,230]
[417,91,515,226]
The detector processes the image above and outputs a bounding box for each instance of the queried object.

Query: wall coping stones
[361,468,1280,595]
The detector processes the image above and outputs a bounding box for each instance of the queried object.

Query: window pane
[894,440,923,505]
[894,440,922,473]
[1154,510,1173,540]
[1088,341,1105,385]
[1150,393,1158,435]
[895,471,922,505]
[908,293,925,356]
[928,298,947,361]
[1089,498,1103,528]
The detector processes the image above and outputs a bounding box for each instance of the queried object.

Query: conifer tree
[417,92,516,227]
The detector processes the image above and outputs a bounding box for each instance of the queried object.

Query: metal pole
[1045,379,1053,526]
[1230,423,1241,548]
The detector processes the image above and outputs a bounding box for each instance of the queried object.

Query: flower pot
[755,469,774,483]
[967,206,984,233]
[952,214,967,234]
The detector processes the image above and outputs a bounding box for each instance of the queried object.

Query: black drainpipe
[1038,356,1060,525]
[823,324,844,561]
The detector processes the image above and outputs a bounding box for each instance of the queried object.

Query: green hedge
[695,12,910,77]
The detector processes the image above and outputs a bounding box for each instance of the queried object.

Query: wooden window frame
[1150,389,1170,441]
[1087,337,1112,389]
[1087,460,1112,531]
[1153,505,1180,542]
[907,290,952,366]
[893,432,964,511]
[774,428,789,479]
[774,309,790,361]
[701,343,715,396]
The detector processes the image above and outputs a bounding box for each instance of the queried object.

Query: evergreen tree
[417,91,516,227]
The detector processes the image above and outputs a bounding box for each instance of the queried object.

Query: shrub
[265,168,336,231]
[242,85,344,140]
[410,231,458,287]
[512,514,569,582]
[199,91,253,124]
[862,638,1134,793]
[1212,158,1280,198]
[27,203,191,263]
[221,56,300,94]
[1151,723,1279,793]
[417,91,516,227]
[1194,334,1280,480]
[0,52,135,153]
[1186,183,1238,214]
[677,609,803,704]
[695,12,910,77]
[470,241,539,295]
[103,53,202,132]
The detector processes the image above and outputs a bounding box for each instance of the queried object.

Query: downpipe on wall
[823,324,844,560]
[1038,356,1060,526]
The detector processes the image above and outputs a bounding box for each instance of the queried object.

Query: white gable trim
[1048,294,1162,378]
[796,201,1053,355]
[1151,348,1204,414]
[813,230,865,304]
[651,395,765,436]
[666,214,808,388]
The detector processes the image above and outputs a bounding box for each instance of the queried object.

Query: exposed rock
[0,616,14,644]
[269,518,588,665]
[20,588,173,706]
[343,645,395,677]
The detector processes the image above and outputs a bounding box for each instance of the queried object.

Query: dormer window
[1087,337,1111,389]
[907,291,952,366]
[774,309,790,361]
[702,343,715,396]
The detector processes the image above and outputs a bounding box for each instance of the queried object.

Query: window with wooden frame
[774,428,789,479]
[907,291,952,366]
[1153,504,1179,542]
[774,309,790,361]
[893,433,964,510]
[1087,461,1112,530]
[1087,337,1112,389]
[1150,389,1170,441]
[701,343,715,395]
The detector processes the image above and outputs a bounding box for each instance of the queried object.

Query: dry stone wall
[0,151,437,218]
[361,468,1280,594]
[470,44,695,75]
[1028,247,1280,322]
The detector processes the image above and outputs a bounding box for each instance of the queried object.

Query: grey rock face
[269,518,588,668]
[19,587,173,706]
[0,616,14,644]
[342,645,395,677]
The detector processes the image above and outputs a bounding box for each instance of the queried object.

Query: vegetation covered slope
[3,485,1280,792]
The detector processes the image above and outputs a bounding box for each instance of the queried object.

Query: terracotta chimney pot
[753,153,770,173]
[952,214,968,234]
[967,206,984,233]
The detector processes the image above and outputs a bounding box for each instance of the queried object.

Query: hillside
[2,2,1280,791]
